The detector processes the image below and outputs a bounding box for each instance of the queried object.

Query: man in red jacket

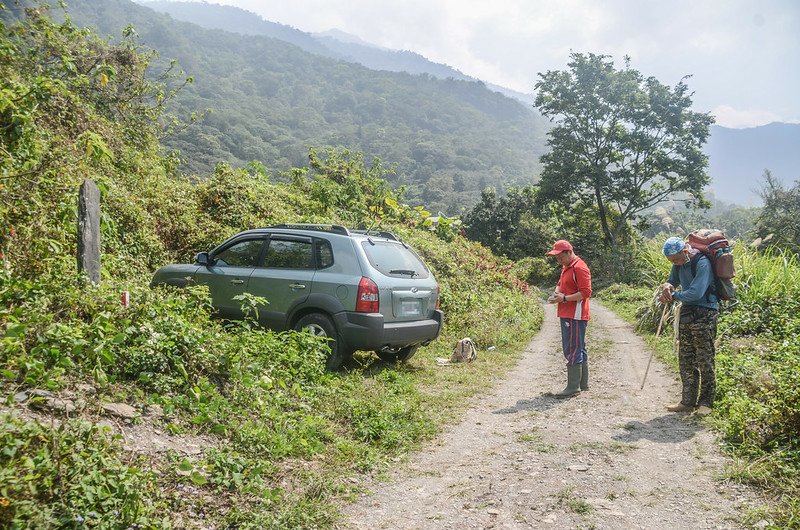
[546,240,592,398]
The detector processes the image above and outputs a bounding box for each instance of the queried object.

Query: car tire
[376,344,419,363]
[295,313,349,370]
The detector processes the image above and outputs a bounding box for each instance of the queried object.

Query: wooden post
[77,178,101,285]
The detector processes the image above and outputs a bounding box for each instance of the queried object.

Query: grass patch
[517,429,557,453]
[555,487,593,515]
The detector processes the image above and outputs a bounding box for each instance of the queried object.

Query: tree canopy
[534,53,714,256]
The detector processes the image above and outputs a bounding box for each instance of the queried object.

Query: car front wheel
[294,313,349,370]
[376,344,419,363]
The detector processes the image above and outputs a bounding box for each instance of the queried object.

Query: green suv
[151,224,443,369]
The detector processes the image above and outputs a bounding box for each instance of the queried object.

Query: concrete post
[77,178,101,285]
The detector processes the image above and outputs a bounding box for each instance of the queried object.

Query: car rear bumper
[335,310,443,351]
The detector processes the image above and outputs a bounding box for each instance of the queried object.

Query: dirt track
[338,301,760,529]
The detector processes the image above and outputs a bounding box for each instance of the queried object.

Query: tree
[755,170,800,254]
[534,53,714,263]
[462,186,556,260]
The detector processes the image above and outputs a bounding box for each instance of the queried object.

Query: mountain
[140,1,537,105]
[706,122,800,205]
[26,0,550,215]
[137,0,337,57]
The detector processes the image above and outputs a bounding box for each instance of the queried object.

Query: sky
[202,0,799,129]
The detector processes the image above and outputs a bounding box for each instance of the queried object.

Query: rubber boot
[580,362,589,391]
[555,364,582,398]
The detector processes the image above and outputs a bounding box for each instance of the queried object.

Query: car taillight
[356,276,379,313]
[435,285,440,310]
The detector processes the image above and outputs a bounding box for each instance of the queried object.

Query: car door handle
[289,283,306,290]
[230,279,245,285]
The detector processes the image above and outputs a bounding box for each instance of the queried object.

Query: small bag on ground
[450,337,477,363]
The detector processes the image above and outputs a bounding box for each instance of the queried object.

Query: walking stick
[640,303,669,390]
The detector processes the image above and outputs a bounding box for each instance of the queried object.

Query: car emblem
[411,287,418,293]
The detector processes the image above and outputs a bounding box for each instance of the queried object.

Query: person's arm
[564,263,591,302]
[673,257,713,303]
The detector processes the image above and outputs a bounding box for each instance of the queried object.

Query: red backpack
[687,229,736,301]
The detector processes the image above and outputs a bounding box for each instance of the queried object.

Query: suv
[151,224,443,369]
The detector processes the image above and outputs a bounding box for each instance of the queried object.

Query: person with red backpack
[659,236,719,416]
[546,240,592,398]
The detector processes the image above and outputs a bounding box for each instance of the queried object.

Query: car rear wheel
[294,313,349,370]
[376,344,419,363]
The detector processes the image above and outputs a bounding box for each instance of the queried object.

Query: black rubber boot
[555,364,582,398]
[580,362,589,391]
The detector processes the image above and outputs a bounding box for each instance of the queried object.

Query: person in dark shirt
[659,236,719,416]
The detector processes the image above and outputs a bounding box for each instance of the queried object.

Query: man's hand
[658,284,674,304]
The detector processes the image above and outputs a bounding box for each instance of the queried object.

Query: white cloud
[712,105,800,129]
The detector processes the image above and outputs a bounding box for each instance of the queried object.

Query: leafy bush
[0,413,164,528]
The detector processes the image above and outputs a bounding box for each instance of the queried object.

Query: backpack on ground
[450,337,477,363]
[687,229,736,301]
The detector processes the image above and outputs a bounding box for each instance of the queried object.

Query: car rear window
[360,241,430,279]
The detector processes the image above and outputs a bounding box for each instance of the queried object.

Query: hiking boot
[555,364,582,399]
[666,402,694,413]
[579,362,589,391]
[694,405,713,416]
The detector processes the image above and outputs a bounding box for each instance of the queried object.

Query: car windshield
[361,241,429,279]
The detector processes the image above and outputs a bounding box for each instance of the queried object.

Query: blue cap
[662,237,685,256]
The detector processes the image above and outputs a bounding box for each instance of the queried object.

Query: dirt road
[339,302,759,529]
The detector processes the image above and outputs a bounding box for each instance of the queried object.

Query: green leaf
[5,323,26,338]
[177,459,193,472]
[189,471,208,485]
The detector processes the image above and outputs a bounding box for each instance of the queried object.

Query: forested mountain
[7,0,550,214]
[141,1,537,105]
[706,122,800,205]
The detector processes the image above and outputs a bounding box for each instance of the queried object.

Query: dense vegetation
[0,10,542,527]
[2,0,550,215]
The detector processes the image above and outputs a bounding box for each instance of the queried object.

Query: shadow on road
[493,393,563,414]
[613,414,704,444]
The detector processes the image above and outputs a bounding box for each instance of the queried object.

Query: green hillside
[12,0,550,215]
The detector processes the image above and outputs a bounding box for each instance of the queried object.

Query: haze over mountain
[15,0,553,214]
[7,0,795,210]
[141,0,537,105]
[706,122,800,206]
[140,0,800,207]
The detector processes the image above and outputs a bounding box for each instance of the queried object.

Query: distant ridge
[140,0,537,105]
[706,122,800,205]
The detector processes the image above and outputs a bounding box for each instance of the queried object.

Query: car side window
[214,239,264,267]
[317,239,334,269]
[264,238,313,269]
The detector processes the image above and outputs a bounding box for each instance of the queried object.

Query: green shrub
[0,413,164,528]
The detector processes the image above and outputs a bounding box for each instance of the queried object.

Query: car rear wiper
[390,269,417,277]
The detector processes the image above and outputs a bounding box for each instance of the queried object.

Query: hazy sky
[202,0,798,128]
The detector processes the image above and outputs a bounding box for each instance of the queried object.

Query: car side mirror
[195,252,210,266]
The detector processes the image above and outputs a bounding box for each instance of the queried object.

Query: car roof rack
[267,223,350,236]
[350,229,399,241]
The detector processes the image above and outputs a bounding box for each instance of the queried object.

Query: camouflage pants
[677,305,719,407]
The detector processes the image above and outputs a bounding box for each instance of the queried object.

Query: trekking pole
[640,302,669,390]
